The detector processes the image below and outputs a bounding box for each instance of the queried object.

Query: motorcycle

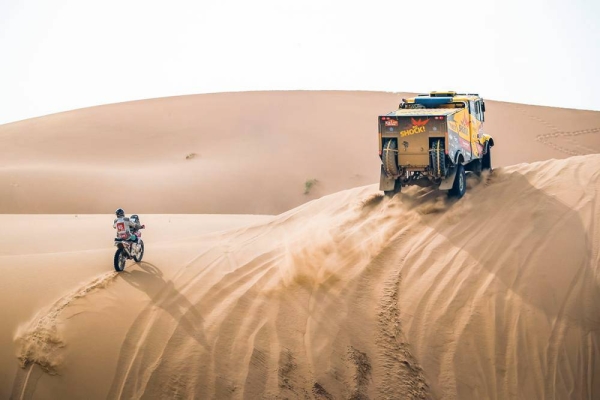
[113,223,145,272]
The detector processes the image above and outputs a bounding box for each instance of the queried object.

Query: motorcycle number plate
[117,222,128,239]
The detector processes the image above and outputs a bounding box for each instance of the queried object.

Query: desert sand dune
[1,91,600,214]
[2,155,599,399]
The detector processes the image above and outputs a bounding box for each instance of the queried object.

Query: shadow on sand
[107,261,209,399]
[403,170,599,398]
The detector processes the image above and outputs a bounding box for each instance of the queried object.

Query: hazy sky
[1,0,599,125]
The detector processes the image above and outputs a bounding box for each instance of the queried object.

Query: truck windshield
[437,102,466,109]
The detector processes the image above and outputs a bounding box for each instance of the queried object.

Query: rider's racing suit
[114,217,142,243]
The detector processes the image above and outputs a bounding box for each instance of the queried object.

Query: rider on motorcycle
[113,208,144,244]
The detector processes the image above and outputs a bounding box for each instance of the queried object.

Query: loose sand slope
[5,155,599,399]
[1,91,600,214]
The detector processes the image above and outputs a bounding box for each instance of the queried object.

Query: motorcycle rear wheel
[114,248,127,272]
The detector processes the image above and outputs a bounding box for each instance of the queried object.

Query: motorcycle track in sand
[10,271,118,400]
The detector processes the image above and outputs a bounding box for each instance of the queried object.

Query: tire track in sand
[513,104,600,156]
[536,127,600,156]
[377,270,429,399]
[10,272,118,400]
[107,251,282,399]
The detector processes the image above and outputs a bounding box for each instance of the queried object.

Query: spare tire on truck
[382,140,402,196]
[383,140,399,177]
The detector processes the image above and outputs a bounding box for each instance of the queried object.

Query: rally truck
[379,91,494,198]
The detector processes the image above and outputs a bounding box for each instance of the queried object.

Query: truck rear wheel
[449,164,466,198]
[384,179,402,197]
[383,140,399,177]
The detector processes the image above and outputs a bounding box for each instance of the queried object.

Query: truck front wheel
[449,164,466,198]
[482,146,492,171]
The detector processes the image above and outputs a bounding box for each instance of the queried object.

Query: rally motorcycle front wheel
[134,240,144,263]
[114,247,127,272]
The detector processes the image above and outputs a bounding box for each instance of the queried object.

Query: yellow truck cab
[379,91,494,197]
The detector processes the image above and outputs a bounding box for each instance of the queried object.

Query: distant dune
[1,91,599,399]
[1,91,599,214]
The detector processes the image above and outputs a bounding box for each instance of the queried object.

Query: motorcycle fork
[118,242,131,258]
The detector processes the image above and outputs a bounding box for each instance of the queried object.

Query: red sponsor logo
[385,119,398,126]
[410,118,429,127]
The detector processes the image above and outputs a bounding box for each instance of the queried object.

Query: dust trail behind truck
[379,91,494,198]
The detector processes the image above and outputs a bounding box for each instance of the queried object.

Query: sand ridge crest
[14,272,118,374]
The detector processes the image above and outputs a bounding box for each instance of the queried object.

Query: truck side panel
[470,114,484,158]
[447,109,472,163]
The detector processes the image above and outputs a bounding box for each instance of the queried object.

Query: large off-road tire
[449,164,466,198]
[384,179,402,197]
[114,248,127,272]
[383,140,399,177]
[473,159,482,176]
[134,240,145,262]
[482,146,492,171]
[430,139,446,178]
